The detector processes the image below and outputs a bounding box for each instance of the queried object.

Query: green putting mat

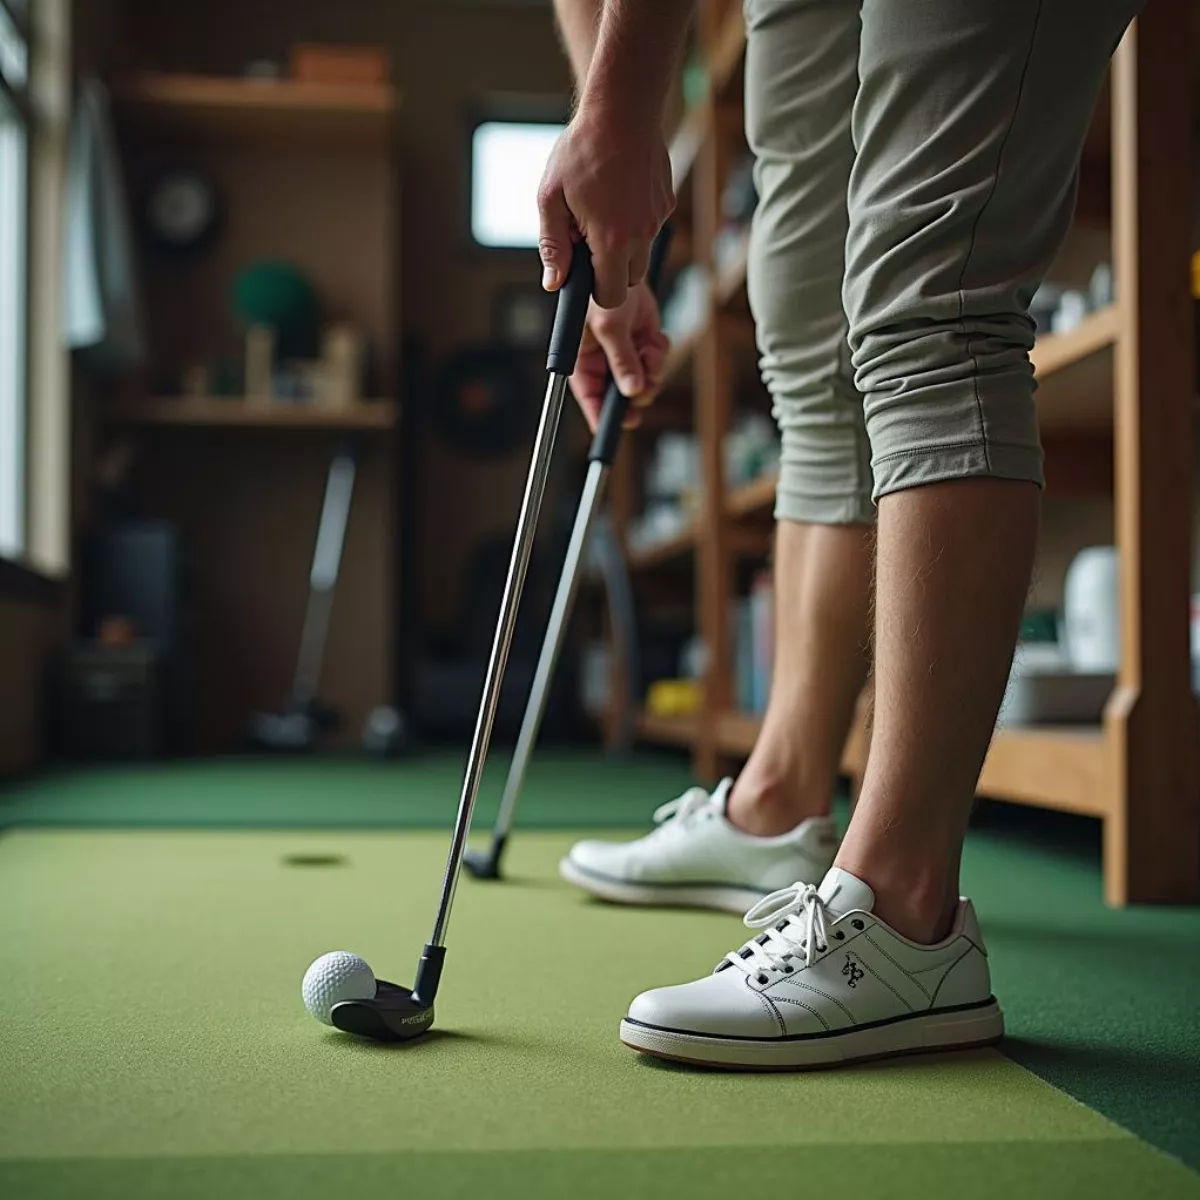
[1,828,1196,1200]
[0,752,694,830]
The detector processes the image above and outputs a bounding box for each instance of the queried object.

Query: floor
[1,753,1197,1198]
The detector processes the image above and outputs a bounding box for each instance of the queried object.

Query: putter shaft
[487,458,608,850]
[427,371,570,949]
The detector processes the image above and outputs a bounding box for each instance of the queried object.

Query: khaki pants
[745,0,1139,524]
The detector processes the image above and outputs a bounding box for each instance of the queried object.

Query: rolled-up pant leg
[745,0,873,526]
[846,0,1141,497]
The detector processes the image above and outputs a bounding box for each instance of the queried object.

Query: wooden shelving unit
[106,64,403,753]
[604,0,1198,905]
[105,398,398,430]
[113,73,399,144]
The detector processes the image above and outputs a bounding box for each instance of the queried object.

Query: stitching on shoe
[771,994,832,1032]
[782,979,855,1024]
[752,986,788,1036]
[907,937,970,975]
[928,948,975,1007]
[864,933,932,1001]
[853,952,916,1011]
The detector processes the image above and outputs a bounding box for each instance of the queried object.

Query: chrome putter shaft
[464,228,672,882]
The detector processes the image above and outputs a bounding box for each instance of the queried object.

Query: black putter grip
[587,226,673,466]
[546,241,595,376]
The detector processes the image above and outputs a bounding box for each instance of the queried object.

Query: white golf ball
[302,950,377,1025]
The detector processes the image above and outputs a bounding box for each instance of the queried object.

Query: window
[0,0,29,562]
[470,120,564,250]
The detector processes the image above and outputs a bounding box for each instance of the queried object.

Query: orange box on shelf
[290,44,390,86]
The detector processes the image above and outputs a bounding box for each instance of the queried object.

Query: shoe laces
[649,787,716,836]
[722,883,831,981]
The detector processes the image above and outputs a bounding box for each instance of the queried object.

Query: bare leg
[835,479,1039,943]
[728,518,873,837]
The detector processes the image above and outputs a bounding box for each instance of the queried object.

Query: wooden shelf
[715,706,1109,819]
[1032,305,1119,433]
[105,398,398,430]
[726,472,777,519]
[661,325,702,390]
[627,525,697,570]
[636,708,701,748]
[114,73,399,145]
[709,5,748,97]
[714,231,751,308]
[670,105,708,192]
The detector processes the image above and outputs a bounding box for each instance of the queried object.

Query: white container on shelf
[1062,546,1120,672]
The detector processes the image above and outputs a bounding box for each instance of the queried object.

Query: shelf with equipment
[104,398,398,431]
[598,0,1198,906]
[113,73,400,145]
[105,55,404,754]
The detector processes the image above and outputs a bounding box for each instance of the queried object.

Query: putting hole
[282,853,347,868]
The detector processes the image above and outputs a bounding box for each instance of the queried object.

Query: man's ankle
[727,768,831,838]
[833,852,958,945]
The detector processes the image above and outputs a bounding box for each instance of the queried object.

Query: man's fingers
[593,319,644,399]
[626,237,650,288]
[591,242,631,310]
[630,340,669,407]
[537,180,574,292]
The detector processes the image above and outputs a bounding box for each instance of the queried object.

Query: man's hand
[538,109,674,310]
[571,282,670,431]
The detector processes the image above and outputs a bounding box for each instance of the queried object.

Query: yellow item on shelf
[646,679,702,717]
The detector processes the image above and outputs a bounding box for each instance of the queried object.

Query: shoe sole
[619,1000,1004,1070]
[558,857,768,915]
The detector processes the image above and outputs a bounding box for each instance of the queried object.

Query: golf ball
[302,950,377,1025]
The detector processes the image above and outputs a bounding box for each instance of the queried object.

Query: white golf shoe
[559,779,838,914]
[620,867,1004,1069]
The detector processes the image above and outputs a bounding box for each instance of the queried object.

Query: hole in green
[283,854,347,868]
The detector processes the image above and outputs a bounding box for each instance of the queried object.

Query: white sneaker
[620,867,1004,1069]
[559,779,838,914]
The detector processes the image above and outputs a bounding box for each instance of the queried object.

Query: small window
[0,0,28,562]
[470,120,564,250]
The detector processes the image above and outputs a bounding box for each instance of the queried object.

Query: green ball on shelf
[231,261,319,358]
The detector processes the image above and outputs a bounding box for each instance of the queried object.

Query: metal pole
[427,373,569,948]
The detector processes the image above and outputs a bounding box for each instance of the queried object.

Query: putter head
[330,979,434,1042]
[463,847,502,880]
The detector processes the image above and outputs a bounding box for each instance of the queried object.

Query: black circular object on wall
[141,167,222,254]
[432,345,530,457]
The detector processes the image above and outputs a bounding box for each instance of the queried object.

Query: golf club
[328,241,594,1041]
[464,226,672,882]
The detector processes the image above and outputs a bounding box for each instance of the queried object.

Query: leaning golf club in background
[324,242,595,1042]
[464,227,673,882]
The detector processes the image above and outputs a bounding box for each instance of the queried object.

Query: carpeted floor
[0,751,693,830]
[1,754,1198,1193]
[1,827,1197,1199]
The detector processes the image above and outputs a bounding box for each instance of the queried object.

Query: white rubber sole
[558,856,767,915]
[619,1000,1005,1070]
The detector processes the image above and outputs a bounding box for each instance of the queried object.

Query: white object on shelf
[1062,546,1120,672]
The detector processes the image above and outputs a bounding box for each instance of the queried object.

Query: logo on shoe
[841,953,865,989]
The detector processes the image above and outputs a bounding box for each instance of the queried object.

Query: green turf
[1,828,1196,1200]
[2,754,1199,1179]
[0,751,694,830]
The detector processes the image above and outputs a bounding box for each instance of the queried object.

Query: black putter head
[330,980,434,1042]
[463,846,502,880]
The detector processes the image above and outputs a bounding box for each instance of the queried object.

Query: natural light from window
[0,92,27,561]
[471,121,564,249]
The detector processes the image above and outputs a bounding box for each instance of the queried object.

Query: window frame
[0,0,62,602]
[0,0,32,572]
[463,95,570,258]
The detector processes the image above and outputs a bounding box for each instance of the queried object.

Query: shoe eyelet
[783,966,794,974]
[851,919,864,930]
[756,973,768,985]
[834,931,845,940]
[817,944,827,953]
